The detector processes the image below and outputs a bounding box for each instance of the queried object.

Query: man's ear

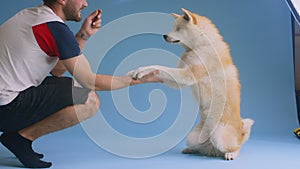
[57,0,67,6]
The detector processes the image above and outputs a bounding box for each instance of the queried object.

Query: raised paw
[127,66,159,80]
[126,69,138,79]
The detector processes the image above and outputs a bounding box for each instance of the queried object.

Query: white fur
[127,8,254,160]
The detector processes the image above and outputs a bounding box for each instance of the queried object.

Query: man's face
[63,0,88,22]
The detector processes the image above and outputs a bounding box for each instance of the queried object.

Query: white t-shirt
[0,5,81,105]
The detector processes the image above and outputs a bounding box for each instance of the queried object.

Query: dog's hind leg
[182,123,216,156]
[211,124,242,160]
[182,147,198,154]
[182,124,203,154]
[224,150,240,160]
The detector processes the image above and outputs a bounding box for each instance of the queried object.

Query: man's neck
[43,3,66,22]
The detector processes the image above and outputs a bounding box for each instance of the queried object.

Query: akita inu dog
[127,8,254,160]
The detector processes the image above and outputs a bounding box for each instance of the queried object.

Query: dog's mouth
[163,35,180,43]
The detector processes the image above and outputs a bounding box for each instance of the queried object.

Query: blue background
[1,0,300,169]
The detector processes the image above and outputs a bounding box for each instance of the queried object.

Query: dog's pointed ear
[181,8,197,24]
[171,13,180,19]
[181,8,192,21]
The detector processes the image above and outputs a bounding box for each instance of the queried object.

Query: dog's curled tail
[241,118,254,144]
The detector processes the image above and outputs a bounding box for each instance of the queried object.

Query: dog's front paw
[126,69,145,80]
[127,66,159,80]
[126,69,138,79]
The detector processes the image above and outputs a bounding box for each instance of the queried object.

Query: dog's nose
[163,35,168,40]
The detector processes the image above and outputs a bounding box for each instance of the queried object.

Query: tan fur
[127,8,254,160]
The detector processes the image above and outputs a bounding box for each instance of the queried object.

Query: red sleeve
[32,21,81,60]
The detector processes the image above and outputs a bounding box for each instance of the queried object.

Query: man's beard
[63,5,82,22]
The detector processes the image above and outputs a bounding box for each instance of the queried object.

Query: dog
[127,8,254,160]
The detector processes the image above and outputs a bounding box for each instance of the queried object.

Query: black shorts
[0,76,91,133]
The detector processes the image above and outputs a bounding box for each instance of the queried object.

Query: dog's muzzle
[163,35,180,43]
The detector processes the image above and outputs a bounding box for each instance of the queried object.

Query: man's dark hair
[43,0,57,5]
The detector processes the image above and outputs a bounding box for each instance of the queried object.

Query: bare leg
[0,91,100,168]
[19,91,100,141]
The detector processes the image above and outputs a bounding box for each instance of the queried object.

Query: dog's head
[164,8,217,49]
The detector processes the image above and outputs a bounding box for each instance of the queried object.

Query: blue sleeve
[46,21,81,60]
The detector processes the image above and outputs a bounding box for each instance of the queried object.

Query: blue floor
[1,125,299,169]
[0,0,298,168]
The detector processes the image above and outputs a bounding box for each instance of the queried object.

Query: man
[0,0,161,168]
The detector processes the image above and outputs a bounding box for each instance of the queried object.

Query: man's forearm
[75,31,88,50]
[51,61,67,77]
[94,74,141,91]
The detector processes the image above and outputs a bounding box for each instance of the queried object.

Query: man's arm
[75,10,102,50]
[50,61,67,77]
[50,10,101,77]
[62,54,162,91]
[65,10,161,90]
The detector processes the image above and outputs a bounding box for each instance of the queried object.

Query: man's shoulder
[20,5,64,25]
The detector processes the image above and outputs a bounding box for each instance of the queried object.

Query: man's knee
[85,91,100,117]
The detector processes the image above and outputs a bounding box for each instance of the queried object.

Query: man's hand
[129,70,163,85]
[77,9,102,40]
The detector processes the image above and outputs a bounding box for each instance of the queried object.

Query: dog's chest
[180,51,202,66]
